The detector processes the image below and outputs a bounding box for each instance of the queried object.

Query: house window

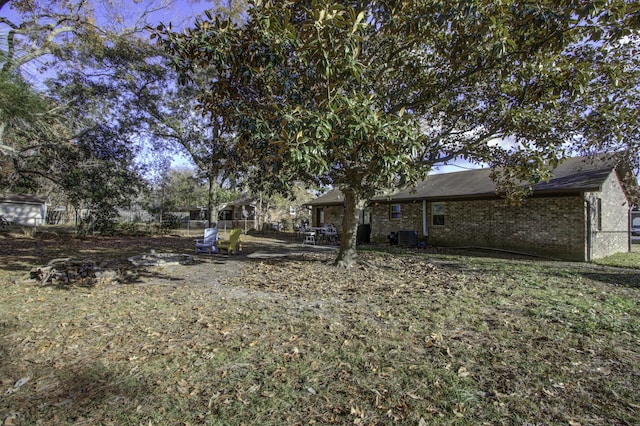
[432,202,445,226]
[390,204,401,220]
[596,198,602,231]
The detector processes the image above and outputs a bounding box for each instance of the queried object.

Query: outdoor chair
[195,227,218,254]
[302,231,316,245]
[323,224,338,244]
[218,228,243,254]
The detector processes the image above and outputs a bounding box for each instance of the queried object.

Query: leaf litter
[0,233,639,425]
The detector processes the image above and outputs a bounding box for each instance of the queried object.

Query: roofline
[375,189,595,203]
[306,155,624,206]
[307,187,602,207]
[0,194,48,204]
[304,201,343,207]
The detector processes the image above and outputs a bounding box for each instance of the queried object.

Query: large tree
[142,1,252,227]
[0,0,170,226]
[142,78,239,227]
[158,0,639,266]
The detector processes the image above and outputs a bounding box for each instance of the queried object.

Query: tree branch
[5,24,77,73]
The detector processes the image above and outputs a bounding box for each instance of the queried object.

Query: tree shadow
[0,234,196,273]
[580,270,640,289]
[2,316,141,423]
[1,362,152,424]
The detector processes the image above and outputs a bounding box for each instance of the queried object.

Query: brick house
[306,156,634,261]
[218,195,258,230]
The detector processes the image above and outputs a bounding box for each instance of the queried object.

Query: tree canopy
[0,0,173,227]
[156,0,640,266]
[1,0,257,230]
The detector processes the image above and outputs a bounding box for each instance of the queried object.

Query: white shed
[0,194,47,226]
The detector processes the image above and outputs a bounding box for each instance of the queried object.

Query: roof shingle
[307,156,620,205]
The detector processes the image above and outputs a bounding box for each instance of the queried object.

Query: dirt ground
[0,231,340,286]
[1,229,637,286]
[1,229,632,284]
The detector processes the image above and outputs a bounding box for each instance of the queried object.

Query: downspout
[629,206,632,253]
[585,200,592,262]
[422,200,428,238]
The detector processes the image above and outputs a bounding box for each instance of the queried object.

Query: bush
[281,218,292,232]
[161,214,183,231]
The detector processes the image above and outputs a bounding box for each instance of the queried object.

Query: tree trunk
[334,187,364,268]
[65,202,73,224]
[258,192,265,231]
[0,122,6,151]
[207,176,214,228]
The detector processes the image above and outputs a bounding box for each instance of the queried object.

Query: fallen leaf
[457,367,470,377]
[3,414,19,426]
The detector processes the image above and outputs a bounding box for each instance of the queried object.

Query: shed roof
[307,156,620,206]
[0,193,47,204]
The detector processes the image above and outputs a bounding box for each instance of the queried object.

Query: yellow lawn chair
[218,228,243,254]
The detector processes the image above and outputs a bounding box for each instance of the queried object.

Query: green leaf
[351,10,365,35]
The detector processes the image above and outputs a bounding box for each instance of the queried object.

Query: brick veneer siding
[371,196,589,260]
[370,201,424,241]
[585,172,629,259]
[311,206,344,230]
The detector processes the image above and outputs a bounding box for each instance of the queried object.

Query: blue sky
[0,0,212,86]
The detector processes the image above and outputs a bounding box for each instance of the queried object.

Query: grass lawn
[1,233,639,425]
[596,244,640,269]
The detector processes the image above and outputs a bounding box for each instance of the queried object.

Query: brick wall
[370,196,589,260]
[586,172,629,259]
[311,205,344,229]
[370,201,424,241]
